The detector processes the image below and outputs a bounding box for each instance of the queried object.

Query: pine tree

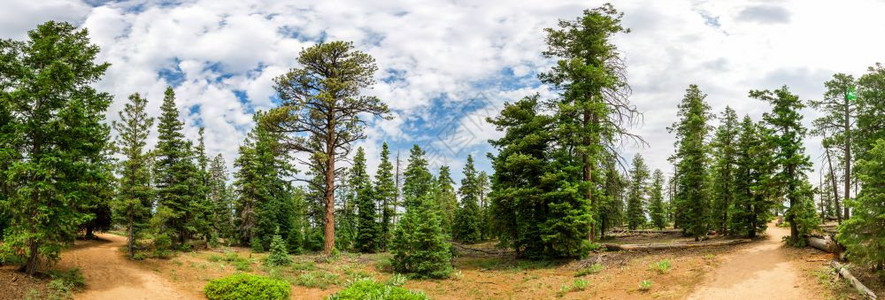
[752,86,817,245]
[710,107,739,234]
[540,4,641,242]
[669,85,712,240]
[626,154,650,230]
[837,139,885,270]
[263,41,390,254]
[264,233,293,267]
[649,169,667,230]
[193,128,212,242]
[0,22,113,274]
[599,157,627,238]
[728,117,776,237]
[487,95,555,258]
[112,93,155,258]
[391,145,452,278]
[856,64,885,161]
[353,147,380,253]
[454,155,482,243]
[810,73,857,221]
[476,171,491,240]
[374,142,396,250]
[208,154,235,246]
[153,87,201,247]
[435,165,458,234]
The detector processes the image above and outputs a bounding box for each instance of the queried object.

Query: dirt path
[58,234,196,300]
[687,223,817,300]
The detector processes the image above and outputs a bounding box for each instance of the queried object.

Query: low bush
[292,270,339,289]
[264,235,292,267]
[651,259,671,274]
[153,233,172,258]
[204,273,290,300]
[327,279,428,300]
[639,279,653,291]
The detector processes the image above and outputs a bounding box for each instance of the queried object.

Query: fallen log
[807,236,838,253]
[604,239,751,251]
[831,260,878,300]
[607,229,682,235]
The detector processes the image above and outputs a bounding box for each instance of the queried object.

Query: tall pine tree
[374,142,396,250]
[435,165,458,235]
[352,147,380,253]
[112,93,155,258]
[669,85,712,240]
[710,106,739,234]
[649,169,667,230]
[626,154,650,230]
[454,155,482,243]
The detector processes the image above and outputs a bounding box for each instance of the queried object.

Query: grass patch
[557,278,589,297]
[576,263,604,277]
[292,270,340,289]
[651,259,671,274]
[327,279,428,300]
[639,279,653,291]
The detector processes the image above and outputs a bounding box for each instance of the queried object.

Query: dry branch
[604,239,751,251]
[831,260,878,300]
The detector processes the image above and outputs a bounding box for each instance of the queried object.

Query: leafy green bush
[639,279,653,291]
[264,234,292,267]
[327,279,428,300]
[153,233,172,258]
[292,270,339,289]
[651,259,671,274]
[204,273,290,300]
[49,268,86,290]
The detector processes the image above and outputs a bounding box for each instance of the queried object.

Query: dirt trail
[687,223,817,300]
[58,234,196,300]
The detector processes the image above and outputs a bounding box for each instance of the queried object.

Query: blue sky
[3,0,885,189]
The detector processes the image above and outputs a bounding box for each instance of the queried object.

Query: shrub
[639,279,653,291]
[651,259,671,274]
[204,273,290,300]
[327,279,428,300]
[153,233,172,258]
[572,279,588,291]
[264,234,292,267]
[292,270,339,289]
[385,273,407,287]
[49,268,86,290]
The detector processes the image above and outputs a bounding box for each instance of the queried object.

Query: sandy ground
[57,234,194,300]
[687,223,817,300]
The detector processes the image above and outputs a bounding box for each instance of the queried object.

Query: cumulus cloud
[2,0,884,186]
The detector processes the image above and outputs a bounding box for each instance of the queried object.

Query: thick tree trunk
[23,240,39,275]
[807,236,838,253]
[323,134,336,255]
[843,96,851,221]
[128,208,135,258]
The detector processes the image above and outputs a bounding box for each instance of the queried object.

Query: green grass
[639,279,653,291]
[651,259,671,274]
[576,263,604,277]
[292,270,340,289]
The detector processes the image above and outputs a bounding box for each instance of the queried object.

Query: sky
[2,0,885,188]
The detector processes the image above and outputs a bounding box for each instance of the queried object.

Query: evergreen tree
[0,22,113,274]
[208,154,235,246]
[153,87,201,247]
[838,139,885,271]
[454,155,482,243]
[728,117,776,238]
[710,107,739,234]
[374,142,396,250]
[263,41,390,254]
[336,167,357,251]
[626,154,650,230]
[649,169,667,230]
[264,233,293,267]
[435,165,458,234]
[352,147,380,253]
[391,145,452,278]
[599,157,627,237]
[669,85,712,240]
[856,64,885,161]
[487,96,555,258]
[112,93,155,258]
[539,4,640,242]
[476,171,491,240]
[193,128,212,241]
[810,73,857,221]
[752,86,817,245]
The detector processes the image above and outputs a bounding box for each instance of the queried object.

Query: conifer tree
[263,41,390,254]
[391,145,452,278]
[752,86,817,245]
[649,169,667,230]
[208,154,235,246]
[669,85,712,240]
[352,147,380,253]
[810,73,857,221]
[153,87,201,247]
[435,165,458,234]
[112,93,155,258]
[599,157,627,237]
[374,142,396,250]
[838,139,885,271]
[626,154,650,230]
[476,171,491,240]
[711,107,739,234]
[0,22,113,274]
[454,155,483,243]
[729,117,776,238]
[193,128,212,241]
[856,64,885,161]
[264,233,293,267]
[487,96,555,258]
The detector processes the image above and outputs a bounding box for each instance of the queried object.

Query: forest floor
[0,222,872,299]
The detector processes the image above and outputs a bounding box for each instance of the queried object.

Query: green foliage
[0,21,113,275]
[651,259,671,274]
[648,170,667,230]
[292,270,339,289]
[669,85,712,239]
[752,86,815,245]
[728,117,776,238]
[639,279,653,291]
[353,148,381,253]
[374,143,397,251]
[710,107,739,234]
[435,165,458,235]
[49,268,86,290]
[599,158,627,237]
[626,154,650,230]
[264,234,293,267]
[204,273,290,300]
[153,233,172,259]
[208,154,235,246]
[838,139,885,268]
[575,263,604,276]
[112,93,155,258]
[454,155,483,243]
[856,64,885,162]
[327,279,428,300]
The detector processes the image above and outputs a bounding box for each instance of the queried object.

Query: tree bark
[825,145,841,224]
[831,260,878,300]
[843,94,851,221]
[128,208,135,258]
[323,138,336,255]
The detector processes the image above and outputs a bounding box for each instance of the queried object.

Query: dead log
[807,236,838,253]
[831,260,878,300]
[604,239,751,251]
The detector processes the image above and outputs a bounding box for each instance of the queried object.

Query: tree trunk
[584,110,595,242]
[843,95,851,221]
[323,134,336,255]
[128,208,135,258]
[23,240,39,275]
[825,145,841,224]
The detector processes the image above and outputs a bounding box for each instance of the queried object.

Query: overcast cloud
[2,0,884,187]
